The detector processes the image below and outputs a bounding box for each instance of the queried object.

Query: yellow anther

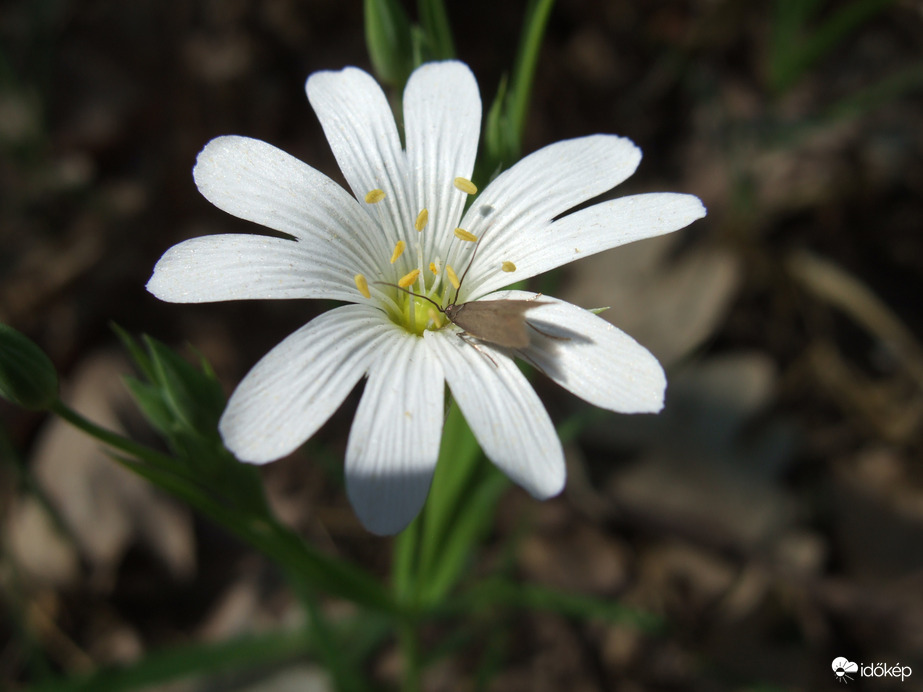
[429,261,437,275]
[453,177,477,195]
[364,189,386,204]
[354,273,370,299]
[501,261,517,273]
[446,265,460,290]
[390,240,406,264]
[454,227,478,242]
[414,208,429,231]
[398,269,421,288]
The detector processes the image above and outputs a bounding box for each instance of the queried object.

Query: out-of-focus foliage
[0,323,58,410]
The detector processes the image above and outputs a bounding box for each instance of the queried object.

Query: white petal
[470,192,707,298]
[455,135,641,295]
[306,67,411,248]
[403,61,481,265]
[345,333,444,535]
[193,136,388,267]
[220,304,396,463]
[423,330,564,499]
[483,291,666,413]
[147,234,358,303]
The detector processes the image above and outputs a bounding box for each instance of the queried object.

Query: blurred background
[2,1,922,690]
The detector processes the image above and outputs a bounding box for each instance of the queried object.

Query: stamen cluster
[353,177,499,335]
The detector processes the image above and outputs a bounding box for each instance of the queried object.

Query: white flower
[147,61,706,535]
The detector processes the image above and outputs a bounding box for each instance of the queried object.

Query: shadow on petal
[347,466,436,536]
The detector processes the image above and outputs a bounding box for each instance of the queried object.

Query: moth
[378,235,561,353]
[442,297,547,349]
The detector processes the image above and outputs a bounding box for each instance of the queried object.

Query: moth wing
[452,300,546,349]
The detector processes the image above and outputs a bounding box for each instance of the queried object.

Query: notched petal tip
[603,133,642,166]
[193,135,247,188]
[304,65,375,102]
[636,371,667,415]
[579,133,643,180]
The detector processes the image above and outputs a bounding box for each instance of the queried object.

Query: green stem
[393,517,423,690]
[50,398,175,467]
[392,510,421,602]
[399,617,422,692]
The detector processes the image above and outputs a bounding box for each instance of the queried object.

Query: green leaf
[418,0,455,60]
[28,594,393,692]
[821,60,923,124]
[399,403,511,607]
[507,0,556,150]
[391,502,422,602]
[478,0,556,180]
[30,630,313,692]
[122,376,174,438]
[393,401,488,605]
[480,73,514,184]
[419,401,483,560]
[419,467,508,604]
[144,335,225,433]
[365,0,414,87]
[111,322,156,382]
[0,323,58,410]
[769,0,896,94]
[462,580,662,630]
[115,328,269,515]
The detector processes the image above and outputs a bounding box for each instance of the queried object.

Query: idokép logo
[832,657,912,684]
[832,658,858,683]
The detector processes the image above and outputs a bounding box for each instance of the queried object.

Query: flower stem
[50,398,175,466]
[399,617,422,692]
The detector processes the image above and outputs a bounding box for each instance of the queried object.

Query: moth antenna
[373,281,444,312]
[452,234,484,305]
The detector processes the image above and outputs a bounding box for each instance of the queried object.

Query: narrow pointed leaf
[364,0,413,87]
[418,0,455,59]
[0,323,58,411]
